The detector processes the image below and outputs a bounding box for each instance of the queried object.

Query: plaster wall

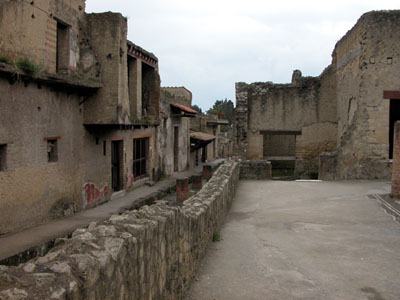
[0,77,85,235]
[159,89,191,176]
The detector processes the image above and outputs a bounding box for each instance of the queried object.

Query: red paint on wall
[82,183,110,209]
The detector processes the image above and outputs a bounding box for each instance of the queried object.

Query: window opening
[47,139,58,162]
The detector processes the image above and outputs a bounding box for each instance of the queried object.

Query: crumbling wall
[322,11,400,179]
[0,159,239,300]
[234,75,336,178]
[240,160,272,180]
[83,12,130,124]
[234,82,249,159]
[162,87,192,107]
[0,0,85,73]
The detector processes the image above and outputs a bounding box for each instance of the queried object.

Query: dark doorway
[133,138,148,179]
[174,127,179,172]
[263,132,299,180]
[201,146,207,163]
[111,140,123,191]
[389,99,400,159]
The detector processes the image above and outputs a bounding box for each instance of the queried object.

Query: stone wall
[330,11,400,179]
[0,159,240,300]
[83,12,130,125]
[235,10,400,180]
[0,0,85,73]
[234,74,337,178]
[240,160,272,180]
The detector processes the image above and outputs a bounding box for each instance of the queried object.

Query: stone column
[191,174,203,190]
[391,121,400,197]
[203,164,212,181]
[176,177,189,204]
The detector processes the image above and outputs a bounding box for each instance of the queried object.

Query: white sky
[85,0,399,111]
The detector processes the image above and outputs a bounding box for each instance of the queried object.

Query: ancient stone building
[234,10,400,180]
[0,0,161,234]
[190,115,228,166]
[159,87,197,176]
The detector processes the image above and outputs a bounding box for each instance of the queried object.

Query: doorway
[174,126,179,172]
[111,140,123,191]
[389,99,400,159]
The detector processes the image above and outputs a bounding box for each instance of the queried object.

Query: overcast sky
[85,0,399,111]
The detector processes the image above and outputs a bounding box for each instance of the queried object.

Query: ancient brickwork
[234,75,337,178]
[0,159,239,300]
[234,82,249,159]
[0,0,85,73]
[391,122,400,197]
[235,11,400,180]
[331,11,400,179]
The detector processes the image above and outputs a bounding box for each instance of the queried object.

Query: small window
[47,139,58,162]
[103,141,107,156]
[0,145,7,171]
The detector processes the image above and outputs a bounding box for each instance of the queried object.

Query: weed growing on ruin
[212,232,222,242]
[15,58,42,78]
[70,72,84,80]
[0,56,11,64]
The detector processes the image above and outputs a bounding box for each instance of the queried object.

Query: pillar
[191,174,203,190]
[203,164,212,181]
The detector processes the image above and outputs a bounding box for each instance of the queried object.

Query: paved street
[186,180,400,300]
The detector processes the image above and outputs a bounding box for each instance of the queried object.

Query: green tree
[206,99,234,125]
[191,104,203,115]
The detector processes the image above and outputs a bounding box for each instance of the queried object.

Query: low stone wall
[240,160,272,180]
[0,159,239,300]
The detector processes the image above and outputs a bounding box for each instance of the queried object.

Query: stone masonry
[0,159,239,300]
[234,11,400,180]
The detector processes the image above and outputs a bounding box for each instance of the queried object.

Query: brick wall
[391,121,400,197]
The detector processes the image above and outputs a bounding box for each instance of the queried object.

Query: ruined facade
[190,115,227,167]
[159,87,196,176]
[234,11,400,179]
[0,1,161,234]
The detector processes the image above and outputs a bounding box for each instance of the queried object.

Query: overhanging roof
[190,131,216,152]
[190,131,215,142]
[170,102,198,117]
[206,119,229,126]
